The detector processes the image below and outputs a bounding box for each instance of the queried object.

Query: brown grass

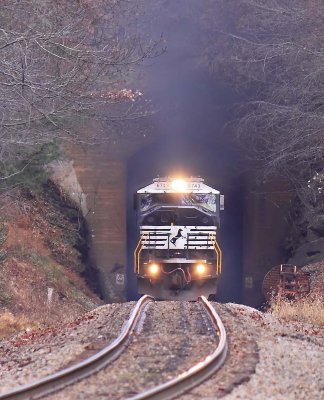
[0,311,37,339]
[270,294,324,327]
[0,294,83,339]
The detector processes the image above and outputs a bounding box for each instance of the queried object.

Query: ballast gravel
[218,304,324,400]
[0,302,133,392]
[47,301,218,400]
[0,300,323,399]
[183,303,323,400]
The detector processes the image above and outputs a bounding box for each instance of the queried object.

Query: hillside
[0,182,101,338]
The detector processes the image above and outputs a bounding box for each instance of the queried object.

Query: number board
[154,182,169,189]
[154,182,202,190]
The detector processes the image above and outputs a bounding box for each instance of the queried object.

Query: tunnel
[126,134,244,303]
[125,61,245,302]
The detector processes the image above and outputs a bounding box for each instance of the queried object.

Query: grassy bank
[270,294,324,327]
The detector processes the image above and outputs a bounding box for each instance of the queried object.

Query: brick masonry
[66,143,127,302]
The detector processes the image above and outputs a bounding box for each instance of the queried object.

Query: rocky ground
[0,302,133,392]
[0,300,322,399]
[190,303,324,400]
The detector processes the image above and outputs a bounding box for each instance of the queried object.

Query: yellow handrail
[134,237,142,273]
[134,233,149,274]
[209,233,222,276]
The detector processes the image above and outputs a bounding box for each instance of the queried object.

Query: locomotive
[134,177,224,300]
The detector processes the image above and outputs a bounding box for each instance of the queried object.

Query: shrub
[0,312,31,338]
[0,279,11,306]
[0,142,63,193]
[270,294,324,327]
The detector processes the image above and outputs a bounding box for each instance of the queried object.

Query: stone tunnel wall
[65,143,127,302]
[242,175,293,306]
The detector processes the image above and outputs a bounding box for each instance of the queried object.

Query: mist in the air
[127,0,244,302]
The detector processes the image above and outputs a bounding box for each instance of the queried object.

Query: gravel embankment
[0,301,323,399]
[184,303,323,400]
[219,304,324,400]
[0,302,133,392]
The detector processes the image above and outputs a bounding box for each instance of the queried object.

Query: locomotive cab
[134,177,224,300]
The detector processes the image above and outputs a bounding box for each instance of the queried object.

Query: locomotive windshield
[138,193,217,215]
[141,207,216,226]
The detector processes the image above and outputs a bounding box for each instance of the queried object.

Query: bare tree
[0,0,158,173]
[201,0,324,206]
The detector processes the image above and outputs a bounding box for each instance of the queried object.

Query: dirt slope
[0,183,101,338]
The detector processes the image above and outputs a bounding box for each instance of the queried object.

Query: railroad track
[0,295,154,400]
[129,296,228,400]
[0,296,227,400]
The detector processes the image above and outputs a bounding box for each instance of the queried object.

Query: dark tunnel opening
[126,132,244,303]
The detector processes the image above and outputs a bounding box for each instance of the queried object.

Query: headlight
[196,263,206,274]
[171,178,187,192]
[148,263,159,275]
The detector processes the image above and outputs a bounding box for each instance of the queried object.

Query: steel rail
[129,296,228,400]
[0,295,154,400]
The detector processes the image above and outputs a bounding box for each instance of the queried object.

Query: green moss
[29,252,61,282]
[0,223,8,247]
[28,251,88,303]
[0,142,63,192]
[0,278,12,306]
[69,285,85,303]
[0,250,7,263]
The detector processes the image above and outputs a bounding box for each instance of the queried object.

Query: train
[134,177,224,300]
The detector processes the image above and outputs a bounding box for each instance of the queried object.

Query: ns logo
[170,228,186,247]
